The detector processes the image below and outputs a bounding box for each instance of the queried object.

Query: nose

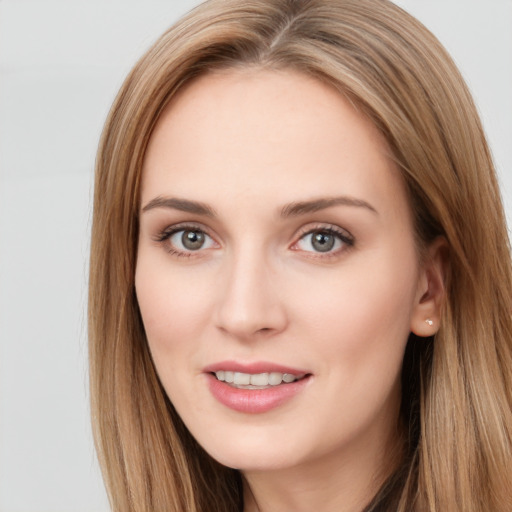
[214,248,288,340]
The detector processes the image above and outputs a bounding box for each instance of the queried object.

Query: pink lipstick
[204,361,311,414]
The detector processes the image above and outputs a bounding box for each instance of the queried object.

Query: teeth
[250,373,269,386]
[214,371,304,387]
[268,372,283,386]
[233,372,251,385]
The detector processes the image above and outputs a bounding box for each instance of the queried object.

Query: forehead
[141,68,407,219]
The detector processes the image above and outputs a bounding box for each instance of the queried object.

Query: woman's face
[136,69,431,475]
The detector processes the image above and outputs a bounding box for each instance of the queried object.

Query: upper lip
[203,360,309,375]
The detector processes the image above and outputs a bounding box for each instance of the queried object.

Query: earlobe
[410,237,448,337]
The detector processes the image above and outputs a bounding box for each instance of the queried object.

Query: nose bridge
[215,241,287,338]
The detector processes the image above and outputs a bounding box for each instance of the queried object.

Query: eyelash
[292,224,355,258]
[153,223,215,258]
[153,223,355,259]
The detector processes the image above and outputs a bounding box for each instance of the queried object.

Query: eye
[171,229,211,251]
[156,225,217,256]
[294,227,353,255]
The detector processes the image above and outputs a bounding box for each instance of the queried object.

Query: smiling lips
[204,362,310,413]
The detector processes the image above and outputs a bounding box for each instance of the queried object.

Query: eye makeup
[153,222,218,258]
[152,220,355,260]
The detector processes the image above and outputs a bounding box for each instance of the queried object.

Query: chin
[194,427,312,472]
[214,449,303,473]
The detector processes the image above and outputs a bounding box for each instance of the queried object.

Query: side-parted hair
[89,1,512,510]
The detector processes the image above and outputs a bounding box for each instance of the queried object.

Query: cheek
[135,254,214,361]
[282,257,417,446]
[290,251,418,375]
[135,258,216,421]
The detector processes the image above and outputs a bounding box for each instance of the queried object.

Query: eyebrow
[280,196,378,217]
[141,196,216,216]
[141,194,378,218]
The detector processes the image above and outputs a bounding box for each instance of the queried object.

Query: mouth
[204,362,311,413]
[212,370,307,389]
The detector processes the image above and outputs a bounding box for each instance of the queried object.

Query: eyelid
[152,221,354,258]
[154,222,196,240]
[153,222,220,256]
[290,223,355,256]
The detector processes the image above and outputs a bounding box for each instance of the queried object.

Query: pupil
[312,232,334,252]
[182,230,205,250]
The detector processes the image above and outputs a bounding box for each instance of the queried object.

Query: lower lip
[206,373,310,413]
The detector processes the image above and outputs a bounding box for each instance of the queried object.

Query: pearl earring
[425,319,434,326]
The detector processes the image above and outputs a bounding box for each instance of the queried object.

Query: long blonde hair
[89,1,512,510]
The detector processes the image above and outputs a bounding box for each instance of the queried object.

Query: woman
[88,0,512,510]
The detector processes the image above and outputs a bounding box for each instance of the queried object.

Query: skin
[136,69,444,512]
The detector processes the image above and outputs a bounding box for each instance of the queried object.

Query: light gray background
[0,1,510,511]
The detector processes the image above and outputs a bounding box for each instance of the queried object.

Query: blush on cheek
[136,274,215,365]
[301,273,413,365]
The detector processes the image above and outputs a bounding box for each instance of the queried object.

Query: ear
[410,237,448,337]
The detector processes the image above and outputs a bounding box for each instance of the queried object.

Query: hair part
[89,1,512,510]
